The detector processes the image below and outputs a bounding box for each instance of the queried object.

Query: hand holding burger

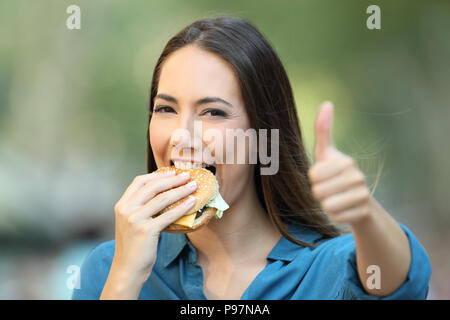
[155,166,228,233]
[101,165,228,299]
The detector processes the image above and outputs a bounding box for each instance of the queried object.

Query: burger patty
[195,207,205,219]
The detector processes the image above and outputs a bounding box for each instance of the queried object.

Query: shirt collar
[160,231,189,268]
[266,223,324,261]
[159,222,324,267]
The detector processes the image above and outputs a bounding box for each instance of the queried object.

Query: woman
[72,16,431,300]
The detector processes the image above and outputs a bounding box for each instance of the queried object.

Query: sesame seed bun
[153,166,219,233]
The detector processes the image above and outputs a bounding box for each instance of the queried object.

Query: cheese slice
[172,212,197,228]
[173,192,229,227]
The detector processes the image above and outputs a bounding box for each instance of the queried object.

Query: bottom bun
[163,207,217,233]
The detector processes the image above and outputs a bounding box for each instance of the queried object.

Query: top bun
[153,166,219,233]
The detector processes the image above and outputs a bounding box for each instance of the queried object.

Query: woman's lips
[170,159,216,175]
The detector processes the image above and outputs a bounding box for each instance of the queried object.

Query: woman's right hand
[100,170,197,299]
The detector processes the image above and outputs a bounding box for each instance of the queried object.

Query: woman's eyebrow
[155,93,233,107]
[196,96,233,108]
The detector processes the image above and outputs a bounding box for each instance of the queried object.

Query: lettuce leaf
[205,192,229,219]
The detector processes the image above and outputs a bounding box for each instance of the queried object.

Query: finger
[120,171,176,205]
[322,185,370,213]
[314,101,334,162]
[152,196,197,231]
[129,172,191,206]
[312,168,366,200]
[134,180,197,220]
[329,204,371,224]
[308,153,354,183]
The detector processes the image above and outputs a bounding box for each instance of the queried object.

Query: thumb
[314,101,334,162]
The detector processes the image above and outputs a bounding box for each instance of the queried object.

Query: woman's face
[149,45,254,208]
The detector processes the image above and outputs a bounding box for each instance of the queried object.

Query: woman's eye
[202,109,228,118]
[153,106,227,118]
[154,106,175,113]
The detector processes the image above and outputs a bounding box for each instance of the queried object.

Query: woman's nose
[170,117,203,155]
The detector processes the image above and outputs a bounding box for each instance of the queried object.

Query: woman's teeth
[173,161,207,170]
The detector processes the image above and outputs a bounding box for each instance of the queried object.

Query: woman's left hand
[308,102,413,297]
[308,101,373,225]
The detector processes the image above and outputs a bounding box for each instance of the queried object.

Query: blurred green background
[0,0,449,299]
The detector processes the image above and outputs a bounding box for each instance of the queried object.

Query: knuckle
[307,168,313,180]
[142,185,157,200]
[126,214,137,226]
[115,203,130,218]
[154,191,169,204]
[168,185,189,200]
[361,205,370,217]
[136,222,151,234]
[173,203,190,215]
[311,185,322,198]
[308,167,318,181]
[328,211,342,223]
[183,184,196,194]
[342,155,354,168]
[114,202,123,214]
[354,171,366,184]
[134,175,147,184]
[322,200,332,213]
[331,214,343,224]
[147,190,156,200]
[359,187,370,201]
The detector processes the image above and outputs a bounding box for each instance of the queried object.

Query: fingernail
[178,172,190,178]
[186,181,197,189]
[163,171,176,175]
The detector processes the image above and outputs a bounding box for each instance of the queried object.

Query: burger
[153,164,229,233]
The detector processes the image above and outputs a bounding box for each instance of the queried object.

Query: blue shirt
[71,222,431,300]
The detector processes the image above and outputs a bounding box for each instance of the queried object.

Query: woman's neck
[186,184,282,265]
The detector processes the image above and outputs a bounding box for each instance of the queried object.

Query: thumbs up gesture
[308,101,373,225]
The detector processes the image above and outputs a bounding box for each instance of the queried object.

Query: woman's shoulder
[290,222,432,284]
[286,222,355,253]
[269,222,355,267]
[71,240,115,300]
[82,239,116,268]
[301,222,428,260]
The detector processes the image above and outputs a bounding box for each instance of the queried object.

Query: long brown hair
[146,16,344,247]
